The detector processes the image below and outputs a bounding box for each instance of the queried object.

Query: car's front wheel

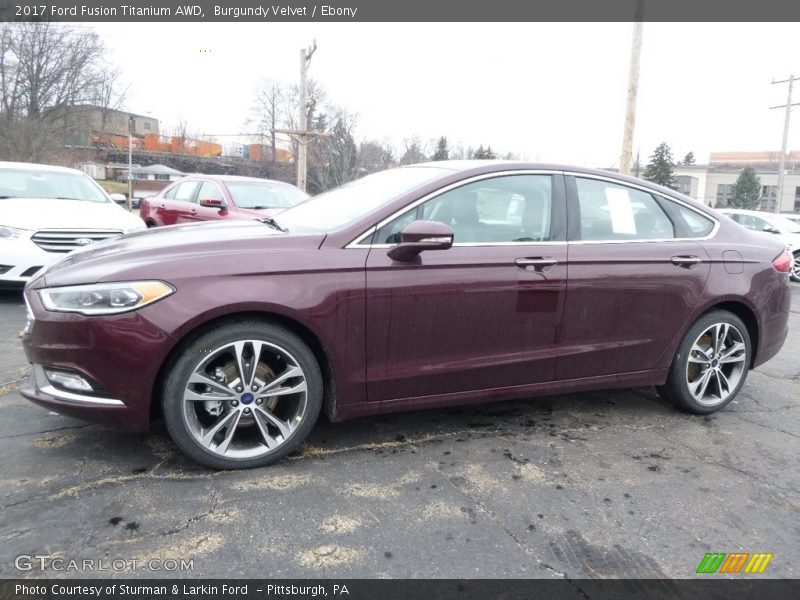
[791,251,800,282]
[162,321,323,469]
[658,310,751,414]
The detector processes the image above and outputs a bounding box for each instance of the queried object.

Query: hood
[33,219,326,288]
[0,198,145,231]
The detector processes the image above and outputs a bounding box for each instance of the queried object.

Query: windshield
[275,166,449,232]
[0,168,110,203]
[227,181,309,209]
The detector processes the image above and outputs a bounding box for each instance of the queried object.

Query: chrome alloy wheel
[685,322,747,407]
[792,253,800,281]
[181,340,308,459]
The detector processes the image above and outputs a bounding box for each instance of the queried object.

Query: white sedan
[0,162,145,289]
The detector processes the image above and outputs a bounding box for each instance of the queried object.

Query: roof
[132,164,185,176]
[181,174,297,186]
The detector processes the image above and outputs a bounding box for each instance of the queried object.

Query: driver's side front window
[371,174,553,245]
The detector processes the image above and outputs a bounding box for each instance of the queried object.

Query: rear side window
[163,185,177,199]
[576,178,674,241]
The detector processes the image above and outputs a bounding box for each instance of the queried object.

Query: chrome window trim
[565,171,720,243]
[345,170,562,249]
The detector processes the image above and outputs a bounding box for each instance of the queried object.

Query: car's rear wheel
[162,321,322,469]
[657,310,751,414]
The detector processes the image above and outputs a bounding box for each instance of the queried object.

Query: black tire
[657,310,751,414]
[791,251,800,283]
[162,320,323,469]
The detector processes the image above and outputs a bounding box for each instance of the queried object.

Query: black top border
[1,0,800,22]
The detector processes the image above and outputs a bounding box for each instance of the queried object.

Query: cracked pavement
[0,286,798,579]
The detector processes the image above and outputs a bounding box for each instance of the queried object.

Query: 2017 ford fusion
[21,162,792,469]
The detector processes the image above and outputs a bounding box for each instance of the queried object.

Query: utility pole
[619,0,644,176]
[770,75,800,213]
[274,41,327,193]
[127,116,134,211]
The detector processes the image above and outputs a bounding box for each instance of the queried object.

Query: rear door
[557,174,714,380]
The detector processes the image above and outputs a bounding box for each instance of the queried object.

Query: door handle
[515,257,558,271]
[671,255,702,267]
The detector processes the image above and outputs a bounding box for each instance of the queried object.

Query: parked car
[110,193,141,210]
[781,212,800,227]
[139,175,308,227]
[0,162,146,289]
[21,162,791,469]
[717,208,800,281]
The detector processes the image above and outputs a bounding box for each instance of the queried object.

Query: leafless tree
[308,106,359,193]
[251,78,285,164]
[357,139,395,175]
[0,22,121,162]
[399,136,428,165]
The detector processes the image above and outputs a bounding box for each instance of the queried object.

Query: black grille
[21,266,43,277]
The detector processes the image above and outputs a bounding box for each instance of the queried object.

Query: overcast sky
[91,22,800,168]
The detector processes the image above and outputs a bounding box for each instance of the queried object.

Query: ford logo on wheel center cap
[240,392,255,405]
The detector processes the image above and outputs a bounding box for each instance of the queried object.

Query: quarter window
[373,175,554,244]
[665,201,714,237]
[576,178,674,241]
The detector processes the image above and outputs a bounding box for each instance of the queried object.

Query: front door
[364,172,568,403]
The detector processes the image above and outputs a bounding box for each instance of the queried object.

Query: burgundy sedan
[139,174,308,227]
[21,162,792,469]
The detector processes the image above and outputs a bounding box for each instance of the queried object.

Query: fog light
[43,368,94,392]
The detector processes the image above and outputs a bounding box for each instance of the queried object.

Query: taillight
[772,249,792,273]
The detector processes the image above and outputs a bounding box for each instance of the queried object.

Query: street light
[128,116,135,211]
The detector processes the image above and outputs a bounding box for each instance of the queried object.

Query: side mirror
[200,198,227,212]
[763,225,780,234]
[387,220,454,262]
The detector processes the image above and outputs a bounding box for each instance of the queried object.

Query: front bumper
[20,289,176,432]
[0,236,54,287]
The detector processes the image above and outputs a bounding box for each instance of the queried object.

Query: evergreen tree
[473,145,497,160]
[682,151,695,166]
[432,136,449,161]
[643,143,678,189]
[730,167,762,209]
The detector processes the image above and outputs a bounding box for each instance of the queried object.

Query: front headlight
[39,281,174,315]
[0,226,28,240]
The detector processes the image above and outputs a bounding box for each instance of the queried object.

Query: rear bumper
[753,276,792,368]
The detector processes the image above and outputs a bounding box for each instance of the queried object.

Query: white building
[674,151,800,213]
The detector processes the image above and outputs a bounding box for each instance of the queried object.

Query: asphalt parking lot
[1,286,798,579]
